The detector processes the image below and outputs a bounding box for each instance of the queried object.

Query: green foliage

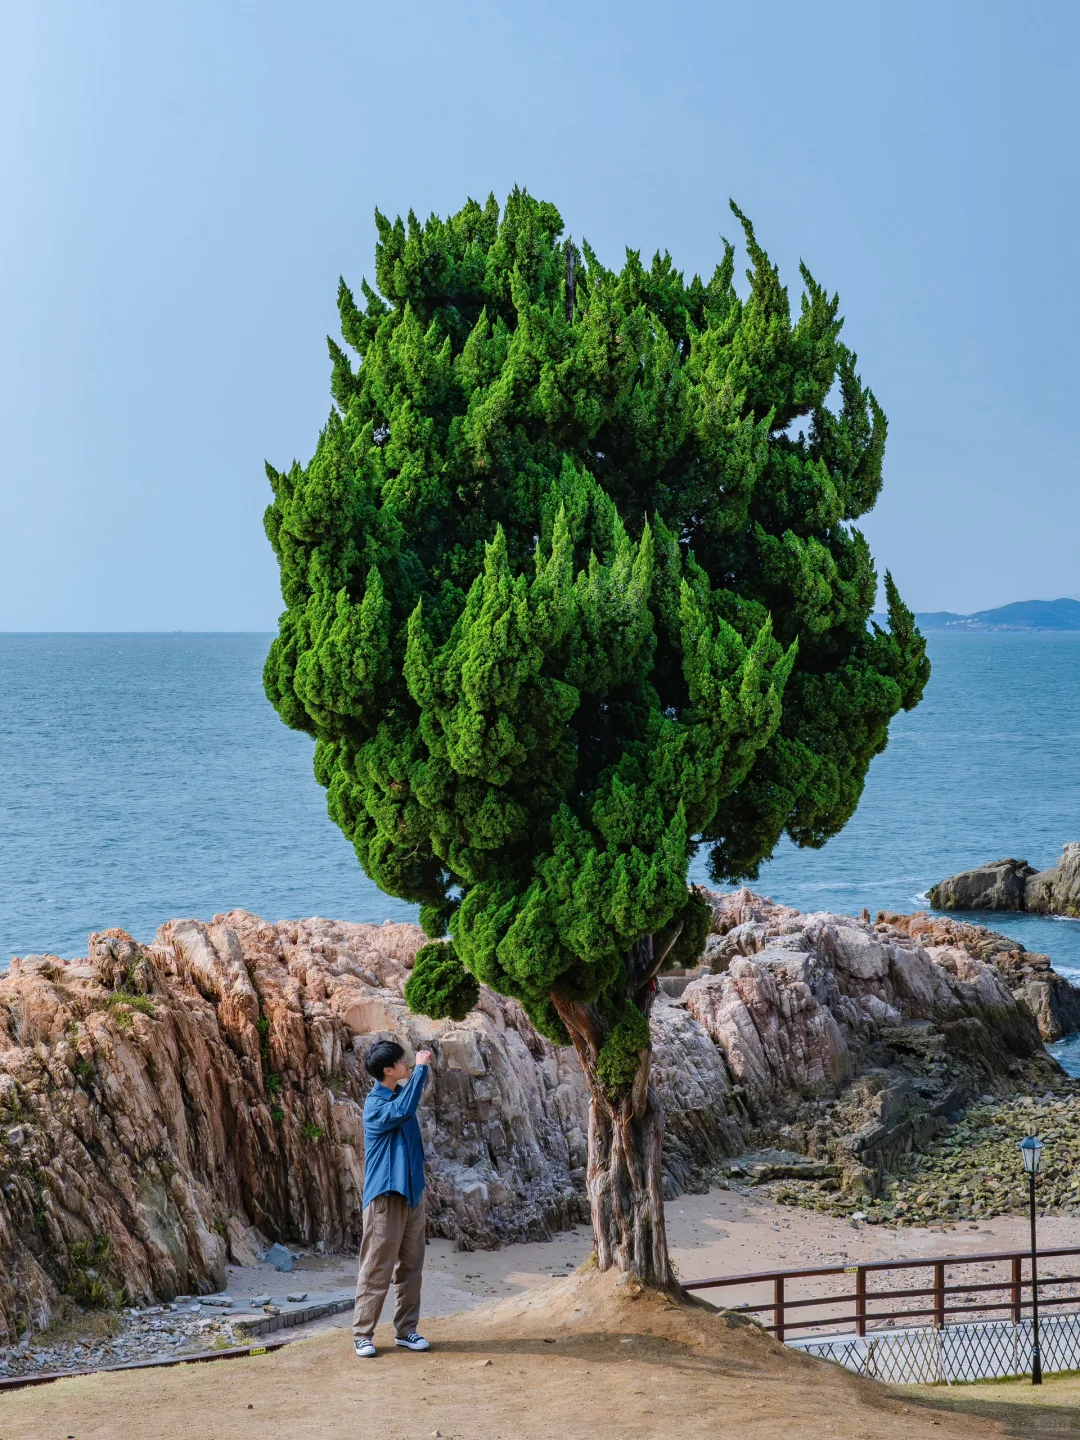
[596,1004,651,1092]
[266,1072,282,1097]
[264,189,928,1041]
[270,1105,285,1124]
[658,888,715,972]
[419,901,453,938]
[301,1122,326,1141]
[100,992,155,1028]
[65,1236,117,1309]
[404,941,480,1021]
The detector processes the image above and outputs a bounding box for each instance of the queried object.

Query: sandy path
[270,1184,1080,1343]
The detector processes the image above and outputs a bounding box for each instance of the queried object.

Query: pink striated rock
[0,909,737,1341]
[684,892,1053,1125]
[684,952,852,1109]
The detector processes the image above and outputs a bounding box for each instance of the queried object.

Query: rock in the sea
[930,844,1080,918]
[1025,842,1080,916]
[928,857,1036,911]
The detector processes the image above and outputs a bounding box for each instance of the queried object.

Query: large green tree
[263,190,929,1288]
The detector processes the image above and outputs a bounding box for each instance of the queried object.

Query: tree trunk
[551,932,681,1292]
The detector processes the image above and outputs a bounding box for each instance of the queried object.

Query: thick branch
[550,993,604,1063]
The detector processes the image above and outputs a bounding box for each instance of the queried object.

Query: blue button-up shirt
[361,1064,428,1209]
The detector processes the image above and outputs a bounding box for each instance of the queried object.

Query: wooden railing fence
[683,1245,1080,1343]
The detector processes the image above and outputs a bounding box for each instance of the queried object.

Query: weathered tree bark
[551,930,682,1292]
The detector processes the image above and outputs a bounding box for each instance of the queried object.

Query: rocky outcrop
[882,910,1080,1043]
[677,888,1065,1192]
[927,857,1035,911]
[0,916,585,1342]
[0,890,1072,1340]
[929,844,1080,916]
[1025,843,1080,915]
[0,912,735,1342]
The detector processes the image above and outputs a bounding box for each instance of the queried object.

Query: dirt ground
[0,1269,1021,1440]
[8,1189,1080,1438]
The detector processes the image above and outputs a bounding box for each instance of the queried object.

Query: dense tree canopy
[264,190,929,1061]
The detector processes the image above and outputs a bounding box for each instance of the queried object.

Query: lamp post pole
[1029,1166,1042,1385]
[1020,1135,1044,1386]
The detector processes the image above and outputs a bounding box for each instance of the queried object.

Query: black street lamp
[1019,1134,1045,1386]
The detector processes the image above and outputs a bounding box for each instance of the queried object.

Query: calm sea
[3,630,1080,1064]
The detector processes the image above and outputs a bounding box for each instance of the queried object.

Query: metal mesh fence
[791,1310,1080,1384]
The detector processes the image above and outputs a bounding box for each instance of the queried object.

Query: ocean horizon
[4,630,1080,1047]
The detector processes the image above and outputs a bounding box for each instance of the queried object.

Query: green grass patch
[65,1236,119,1309]
[99,992,155,1028]
[301,1123,325,1142]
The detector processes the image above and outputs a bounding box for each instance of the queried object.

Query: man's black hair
[365,1038,405,1082]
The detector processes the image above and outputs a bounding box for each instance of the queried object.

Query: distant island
[875,598,1080,632]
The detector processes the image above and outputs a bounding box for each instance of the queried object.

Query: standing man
[353,1039,433,1358]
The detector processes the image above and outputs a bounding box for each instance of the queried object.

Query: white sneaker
[395,1332,430,1351]
[353,1337,376,1358]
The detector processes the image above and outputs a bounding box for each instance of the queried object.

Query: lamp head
[1019,1135,1044,1175]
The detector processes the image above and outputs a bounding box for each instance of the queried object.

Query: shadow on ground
[906,1372,1080,1436]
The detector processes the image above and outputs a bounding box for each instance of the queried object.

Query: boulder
[929,844,1080,917]
[1025,842,1080,916]
[928,857,1035,911]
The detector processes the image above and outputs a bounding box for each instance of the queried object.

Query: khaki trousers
[353,1191,426,1338]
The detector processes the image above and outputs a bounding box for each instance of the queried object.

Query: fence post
[934,1261,946,1329]
[855,1266,867,1338]
[774,1275,785,1343]
[1012,1255,1023,1325]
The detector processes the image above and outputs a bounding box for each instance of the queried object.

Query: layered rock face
[0,892,1072,1341]
[677,888,1066,1186]
[883,910,1080,1043]
[0,911,728,1342]
[930,844,1080,916]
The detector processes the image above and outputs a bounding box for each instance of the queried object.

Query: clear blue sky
[2,0,1077,630]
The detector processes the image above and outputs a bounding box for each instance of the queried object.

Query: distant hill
[968,598,1080,629]
[872,598,1080,632]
